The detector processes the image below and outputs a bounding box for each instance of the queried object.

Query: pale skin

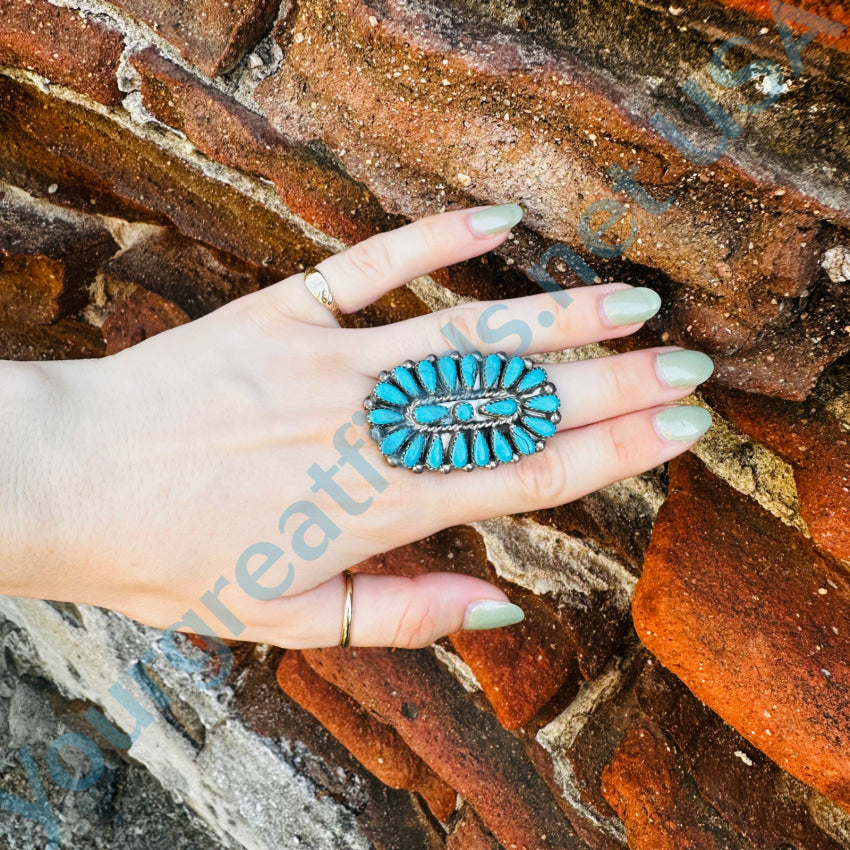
[0,205,711,649]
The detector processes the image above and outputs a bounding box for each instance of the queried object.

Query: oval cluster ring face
[364,351,561,473]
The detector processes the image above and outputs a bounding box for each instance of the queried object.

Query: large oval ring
[363,351,561,473]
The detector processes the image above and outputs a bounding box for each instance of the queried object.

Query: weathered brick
[601,720,752,850]
[0,76,326,278]
[638,656,847,850]
[0,318,105,360]
[302,646,587,850]
[446,805,502,850]
[112,0,280,77]
[234,647,448,850]
[276,650,456,822]
[0,187,118,324]
[633,453,850,810]
[100,282,190,355]
[353,526,581,731]
[130,48,396,246]
[704,384,850,561]
[254,0,850,398]
[101,227,260,320]
[0,0,124,105]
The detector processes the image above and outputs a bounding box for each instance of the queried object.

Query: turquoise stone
[369,409,404,424]
[473,432,490,466]
[511,425,536,455]
[438,355,458,390]
[518,369,546,391]
[393,366,421,397]
[414,404,449,424]
[417,359,437,392]
[403,434,425,467]
[461,354,478,388]
[451,433,468,468]
[484,354,502,387]
[375,382,408,406]
[427,436,444,469]
[453,402,474,421]
[481,398,518,417]
[381,427,410,455]
[523,415,556,437]
[525,394,560,412]
[502,356,525,388]
[366,351,560,473]
[492,430,514,462]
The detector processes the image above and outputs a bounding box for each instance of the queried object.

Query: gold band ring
[339,568,353,647]
[304,265,341,318]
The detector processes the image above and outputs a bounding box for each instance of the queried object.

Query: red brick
[302,646,587,850]
[638,656,847,850]
[255,0,850,399]
[354,527,581,731]
[712,0,850,51]
[130,48,396,247]
[0,0,123,105]
[0,318,105,361]
[0,189,118,324]
[446,805,502,850]
[112,0,279,77]
[602,721,747,850]
[633,453,850,810]
[101,227,260,320]
[276,651,456,822]
[705,385,850,561]
[100,283,189,355]
[0,76,326,277]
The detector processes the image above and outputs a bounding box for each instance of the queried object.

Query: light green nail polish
[655,406,712,441]
[467,203,524,237]
[462,600,525,630]
[656,350,715,388]
[602,287,662,325]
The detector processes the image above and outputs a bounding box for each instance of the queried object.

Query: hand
[1,204,712,649]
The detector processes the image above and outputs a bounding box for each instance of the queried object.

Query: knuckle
[392,594,438,649]
[511,449,568,505]
[343,236,394,283]
[603,416,634,467]
[436,304,481,350]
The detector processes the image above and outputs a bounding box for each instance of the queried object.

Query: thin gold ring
[304,265,341,318]
[339,569,353,647]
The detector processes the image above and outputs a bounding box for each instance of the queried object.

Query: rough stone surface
[302,646,587,850]
[112,0,280,77]
[633,453,850,811]
[0,0,124,105]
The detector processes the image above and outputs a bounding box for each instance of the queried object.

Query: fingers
[249,571,524,649]
[420,404,712,523]
[547,347,714,431]
[356,283,661,373]
[260,204,524,324]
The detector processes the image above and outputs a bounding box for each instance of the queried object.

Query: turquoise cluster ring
[364,351,561,473]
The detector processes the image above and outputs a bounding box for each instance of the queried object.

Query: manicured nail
[467,203,524,237]
[654,406,712,441]
[462,600,525,630]
[601,287,662,326]
[656,350,715,388]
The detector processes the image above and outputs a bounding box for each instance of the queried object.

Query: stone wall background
[0,0,848,848]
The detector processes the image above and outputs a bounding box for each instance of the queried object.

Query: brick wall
[1,1,848,848]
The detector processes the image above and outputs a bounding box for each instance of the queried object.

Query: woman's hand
[1,204,712,649]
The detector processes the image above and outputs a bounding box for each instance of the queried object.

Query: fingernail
[656,350,715,388]
[601,287,662,326]
[467,203,524,237]
[654,406,712,441]
[462,599,525,630]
